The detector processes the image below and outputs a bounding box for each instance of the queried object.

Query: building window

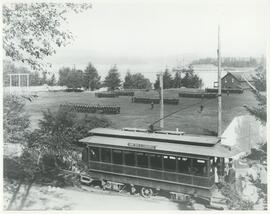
[232,78,234,83]
[225,79,227,84]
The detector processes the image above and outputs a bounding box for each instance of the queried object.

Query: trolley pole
[217,26,222,137]
[160,72,164,129]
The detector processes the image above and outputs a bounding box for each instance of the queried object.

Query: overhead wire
[149,97,216,130]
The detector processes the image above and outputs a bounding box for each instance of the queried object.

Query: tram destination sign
[127,142,156,150]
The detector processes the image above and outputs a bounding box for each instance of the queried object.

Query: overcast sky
[15,0,270,80]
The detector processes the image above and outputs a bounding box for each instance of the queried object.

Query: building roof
[79,135,241,158]
[225,71,256,82]
[87,128,219,146]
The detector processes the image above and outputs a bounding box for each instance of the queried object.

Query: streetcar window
[150,154,162,170]
[124,151,135,166]
[89,147,100,161]
[178,157,191,174]
[112,150,123,165]
[101,148,111,163]
[164,155,176,171]
[193,159,207,176]
[137,153,148,168]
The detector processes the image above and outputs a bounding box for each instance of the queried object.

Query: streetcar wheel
[140,187,153,198]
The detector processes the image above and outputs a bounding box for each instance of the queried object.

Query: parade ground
[25,90,258,135]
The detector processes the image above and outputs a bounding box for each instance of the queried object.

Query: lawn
[25,90,258,135]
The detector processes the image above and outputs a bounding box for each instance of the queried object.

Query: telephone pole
[159,72,164,129]
[217,26,222,137]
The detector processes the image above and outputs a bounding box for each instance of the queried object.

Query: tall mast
[160,72,164,129]
[217,26,222,137]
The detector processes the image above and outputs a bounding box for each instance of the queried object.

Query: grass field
[25,90,258,135]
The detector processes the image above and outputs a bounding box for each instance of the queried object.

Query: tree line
[191,57,259,67]
[4,60,203,90]
[154,68,203,89]
[59,64,203,91]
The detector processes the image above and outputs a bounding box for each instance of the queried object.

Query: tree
[252,65,266,92]
[244,65,266,124]
[180,68,203,88]
[58,67,83,89]
[48,74,56,86]
[83,63,101,90]
[29,71,42,86]
[104,65,121,90]
[123,72,133,89]
[27,109,111,170]
[4,105,111,210]
[154,69,174,89]
[3,95,30,145]
[40,71,48,85]
[123,72,151,89]
[173,71,181,88]
[3,3,91,70]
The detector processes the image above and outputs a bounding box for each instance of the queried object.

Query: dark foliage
[154,69,174,89]
[3,95,30,145]
[3,3,91,70]
[58,67,83,89]
[219,181,254,210]
[104,65,121,90]
[82,63,101,90]
[123,72,151,89]
[154,68,202,89]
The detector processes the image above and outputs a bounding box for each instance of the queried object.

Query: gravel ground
[4,182,199,210]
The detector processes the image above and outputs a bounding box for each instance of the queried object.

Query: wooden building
[221,71,255,90]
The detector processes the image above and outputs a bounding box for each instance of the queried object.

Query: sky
[5,0,270,81]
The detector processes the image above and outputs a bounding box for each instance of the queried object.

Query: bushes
[219,181,254,210]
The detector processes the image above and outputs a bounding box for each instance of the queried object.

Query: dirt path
[4,183,197,210]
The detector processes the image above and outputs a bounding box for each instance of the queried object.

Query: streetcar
[78,127,241,205]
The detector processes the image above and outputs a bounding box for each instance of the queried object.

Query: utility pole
[217,26,222,137]
[159,72,164,129]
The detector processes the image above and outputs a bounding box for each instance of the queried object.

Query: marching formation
[60,103,120,114]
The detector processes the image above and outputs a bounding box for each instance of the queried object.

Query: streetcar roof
[80,130,240,158]
[86,128,219,146]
